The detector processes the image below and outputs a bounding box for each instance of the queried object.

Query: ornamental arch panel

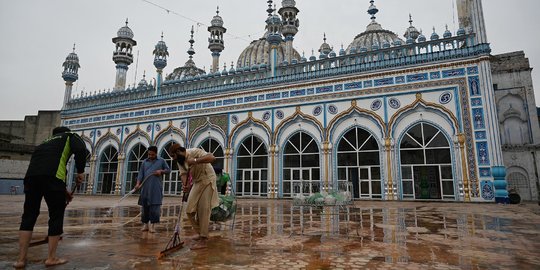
[335,126,383,199]
[281,130,321,197]
[96,145,118,195]
[233,134,269,197]
[397,121,456,200]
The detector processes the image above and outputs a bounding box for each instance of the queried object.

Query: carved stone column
[322,141,332,192]
[86,154,97,194]
[384,137,395,200]
[458,134,471,201]
[269,144,278,198]
[115,152,125,195]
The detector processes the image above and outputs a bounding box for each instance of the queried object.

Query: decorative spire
[72,43,76,53]
[187,25,195,60]
[367,0,379,21]
[267,0,273,16]
[409,13,413,26]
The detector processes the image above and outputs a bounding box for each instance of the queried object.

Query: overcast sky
[1,0,539,121]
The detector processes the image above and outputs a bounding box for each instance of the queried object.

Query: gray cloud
[1,0,539,120]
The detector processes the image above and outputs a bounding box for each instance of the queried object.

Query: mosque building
[60,0,540,202]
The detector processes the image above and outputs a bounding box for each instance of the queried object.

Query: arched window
[399,123,454,200]
[199,138,224,170]
[282,131,320,197]
[337,127,381,199]
[96,146,118,194]
[160,141,180,195]
[507,172,531,201]
[236,136,268,197]
[125,144,148,194]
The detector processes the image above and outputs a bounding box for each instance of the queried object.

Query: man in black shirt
[13,126,89,268]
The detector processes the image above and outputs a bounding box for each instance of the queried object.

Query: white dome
[117,25,134,39]
[346,21,403,53]
[237,32,300,68]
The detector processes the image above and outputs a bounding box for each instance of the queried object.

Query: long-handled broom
[157,191,186,259]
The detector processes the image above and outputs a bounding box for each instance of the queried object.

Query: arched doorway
[399,123,454,200]
[336,127,382,199]
[236,135,268,197]
[199,138,224,170]
[282,131,320,197]
[160,141,180,195]
[96,145,118,194]
[125,143,148,194]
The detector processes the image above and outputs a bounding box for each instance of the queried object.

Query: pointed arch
[326,100,386,143]
[190,124,226,149]
[388,93,460,136]
[397,122,456,200]
[94,131,120,156]
[154,124,185,150]
[229,112,271,149]
[122,126,152,152]
[274,106,324,146]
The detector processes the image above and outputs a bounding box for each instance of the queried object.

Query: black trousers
[20,176,67,236]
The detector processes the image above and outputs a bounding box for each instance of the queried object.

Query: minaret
[278,0,299,64]
[112,19,137,91]
[457,0,506,202]
[456,0,487,44]
[153,32,168,95]
[61,44,80,107]
[265,1,283,76]
[208,7,226,73]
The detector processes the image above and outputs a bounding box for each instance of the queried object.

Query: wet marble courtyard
[0,195,539,269]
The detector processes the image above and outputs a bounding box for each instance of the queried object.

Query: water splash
[105,189,137,217]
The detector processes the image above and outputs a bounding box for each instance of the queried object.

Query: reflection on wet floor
[0,198,539,269]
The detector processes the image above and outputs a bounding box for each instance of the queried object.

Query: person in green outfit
[213,167,229,195]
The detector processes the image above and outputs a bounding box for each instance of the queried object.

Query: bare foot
[12,260,26,269]
[45,258,67,267]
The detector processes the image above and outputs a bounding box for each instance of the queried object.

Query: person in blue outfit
[134,146,170,233]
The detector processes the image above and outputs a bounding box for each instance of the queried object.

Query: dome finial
[72,43,76,53]
[368,0,379,21]
[125,18,129,26]
[216,6,219,15]
[409,13,413,26]
[188,25,196,60]
[267,0,273,17]
[161,31,164,40]
[323,32,327,43]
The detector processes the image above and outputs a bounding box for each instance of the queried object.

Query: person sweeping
[170,144,218,250]
[134,146,170,233]
[13,126,89,268]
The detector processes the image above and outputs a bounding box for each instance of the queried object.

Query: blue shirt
[137,157,170,206]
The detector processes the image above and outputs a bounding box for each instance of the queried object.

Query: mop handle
[131,173,154,192]
[174,191,185,234]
